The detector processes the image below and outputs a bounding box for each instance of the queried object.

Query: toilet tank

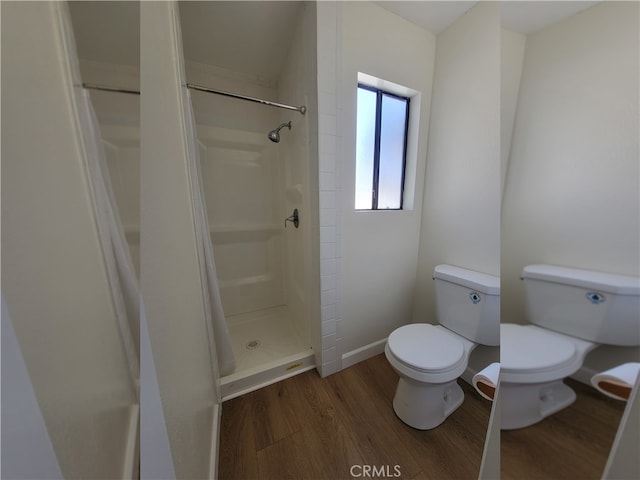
[433,265,500,346]
[522,265,640,346]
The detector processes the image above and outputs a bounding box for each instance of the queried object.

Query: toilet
[501,264,640,430]
[385,265,500,430]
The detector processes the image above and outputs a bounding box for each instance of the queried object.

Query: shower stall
[179,1,320,398]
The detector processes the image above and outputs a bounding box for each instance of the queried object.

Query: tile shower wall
[316,2,342,377]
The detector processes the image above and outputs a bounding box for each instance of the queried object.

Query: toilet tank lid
[522,265,640,295]
[433,265,500,295]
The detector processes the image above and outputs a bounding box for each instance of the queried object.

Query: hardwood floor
[220,354,628,480]
[219,354,491,480]
[501,378,626,480]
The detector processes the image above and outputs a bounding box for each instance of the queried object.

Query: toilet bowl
[385,324,476,430]
[500,264,640,430]
[500,324,597,429]
[385,265,500,430]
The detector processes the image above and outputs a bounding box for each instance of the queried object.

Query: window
[355,84,410,210]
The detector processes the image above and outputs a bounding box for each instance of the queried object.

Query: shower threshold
[220,350,315,401]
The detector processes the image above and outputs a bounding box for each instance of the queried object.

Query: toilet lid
[501,324,577,373]
[387,324,464,372]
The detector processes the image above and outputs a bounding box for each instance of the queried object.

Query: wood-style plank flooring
[501,378,625,480]
[219,354,491,480]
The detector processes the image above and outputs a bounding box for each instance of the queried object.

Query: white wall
[1,2,137,477]
[414,3,500,318]
[2,296,63,479]
[140,3,218,478]
[500,28,526,198]
[501,2,639,369]
[140,305,176,480]
[339,2,436,355]
[412,2,501,376]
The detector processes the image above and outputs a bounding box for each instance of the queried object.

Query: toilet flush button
[586,292,606,304]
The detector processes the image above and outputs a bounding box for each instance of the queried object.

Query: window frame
[356,83,410,211]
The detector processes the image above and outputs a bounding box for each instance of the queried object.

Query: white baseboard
[341,338,388,370]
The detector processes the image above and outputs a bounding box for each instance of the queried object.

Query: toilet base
[392,377,464,430]
[501,379,576,430]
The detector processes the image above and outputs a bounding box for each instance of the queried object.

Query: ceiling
[375,1,600,34]
[68,1,601,81]
[500,1,599,34]
[376,1,477,34]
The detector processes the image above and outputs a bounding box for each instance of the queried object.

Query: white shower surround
[182,1,320,385]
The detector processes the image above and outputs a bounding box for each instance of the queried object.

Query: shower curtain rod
[82,82,306,115]
[83,83,140,95]
[186,83,307,115]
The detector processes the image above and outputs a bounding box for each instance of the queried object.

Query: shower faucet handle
[285,209,299,228]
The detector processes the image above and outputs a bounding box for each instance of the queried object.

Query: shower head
[268,121,292,143]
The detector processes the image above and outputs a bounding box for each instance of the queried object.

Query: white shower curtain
[182,86,236,377]
[75,87,140,391]
[54,0,140,393]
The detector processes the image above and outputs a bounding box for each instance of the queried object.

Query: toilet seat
[500,324,595,383]
[387,324,465,374]
[501,323,577,372]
